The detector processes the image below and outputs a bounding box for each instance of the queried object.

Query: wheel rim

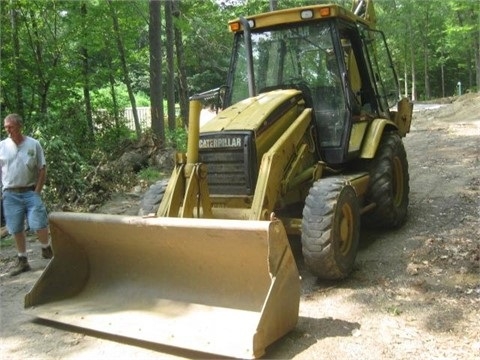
[392,156,404,207]
[339,203,354,256]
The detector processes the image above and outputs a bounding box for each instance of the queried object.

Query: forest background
[1,0,479,211]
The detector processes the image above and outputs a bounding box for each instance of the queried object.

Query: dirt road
[1,94,479,359]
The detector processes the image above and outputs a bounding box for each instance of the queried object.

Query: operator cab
[224,9,399,165]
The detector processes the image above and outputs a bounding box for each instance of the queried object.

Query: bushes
[23,102,185,212]
[30,110,138,212]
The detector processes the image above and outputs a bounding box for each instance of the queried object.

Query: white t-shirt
[0,136,46,189]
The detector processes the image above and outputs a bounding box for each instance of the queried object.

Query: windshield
[230,22,341,104]
[229,21,347,149]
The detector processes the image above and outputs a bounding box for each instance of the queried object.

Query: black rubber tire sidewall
[301,177,360,280]
[364,132,410,228]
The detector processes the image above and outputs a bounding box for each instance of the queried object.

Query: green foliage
[377,0,479,98]
[180,0,234,92]
[137,167,164,183]
[91,85,150,109]
[93,112,137,154]
[92,87,129,110]
[0,236,14,249]
[135,91,151,107]
[32,120,92,209]
[386,305,403,316]
[165,126,187,152]
[25,106,137,210]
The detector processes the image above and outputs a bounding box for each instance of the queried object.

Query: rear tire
[364,132,409,228]
[301,177,360,280]
[138,179,169,216]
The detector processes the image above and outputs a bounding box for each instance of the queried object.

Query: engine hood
[200,89,304,134]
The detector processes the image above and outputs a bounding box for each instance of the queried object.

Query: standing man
[0,113,52,276]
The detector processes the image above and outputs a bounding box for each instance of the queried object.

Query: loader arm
[250,108,313,220]
[157,98,213,218]
[352,0,376,26]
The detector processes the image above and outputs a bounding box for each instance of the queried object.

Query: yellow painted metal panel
[25,212,300,359]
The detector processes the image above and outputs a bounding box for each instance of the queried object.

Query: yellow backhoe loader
[26,1,412,358]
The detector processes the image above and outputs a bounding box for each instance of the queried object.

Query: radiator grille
[198,131,256,195]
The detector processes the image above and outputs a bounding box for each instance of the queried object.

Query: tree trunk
[149,0,165,144]
[103,36,121,129]
[165,0,176,130]
[173,0,189,127]
[108,0,141,140]
[423,47,430,100]
[465,5,480,92]
[476,8,480,92]
[423,9,430,100]
[109,71,120,131]
[408,19,416,101]
[29,9,49,114]
[80,2,94,141]
[10,0,24,117]
[269,0,278,11]
[402,34,409,98]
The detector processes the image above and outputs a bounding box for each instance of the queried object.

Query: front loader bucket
[25,212,300,359]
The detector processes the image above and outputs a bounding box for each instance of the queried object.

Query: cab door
[357,25,401,117]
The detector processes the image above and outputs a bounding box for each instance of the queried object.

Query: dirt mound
[417,93,480,123]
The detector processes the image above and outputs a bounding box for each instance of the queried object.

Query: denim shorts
[2,190,48,234]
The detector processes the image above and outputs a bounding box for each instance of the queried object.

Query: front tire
[301,177,360,280]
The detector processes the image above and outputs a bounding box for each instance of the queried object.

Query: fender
[360,118,398,159]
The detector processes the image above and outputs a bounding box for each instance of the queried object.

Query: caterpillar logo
[199,137,243,149]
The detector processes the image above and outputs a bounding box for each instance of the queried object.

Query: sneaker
[41,245,53,259]
[9,256,31,276]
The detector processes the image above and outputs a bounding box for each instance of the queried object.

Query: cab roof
[228,4,373,33]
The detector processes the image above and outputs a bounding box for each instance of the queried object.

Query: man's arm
[35,165,46,193]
